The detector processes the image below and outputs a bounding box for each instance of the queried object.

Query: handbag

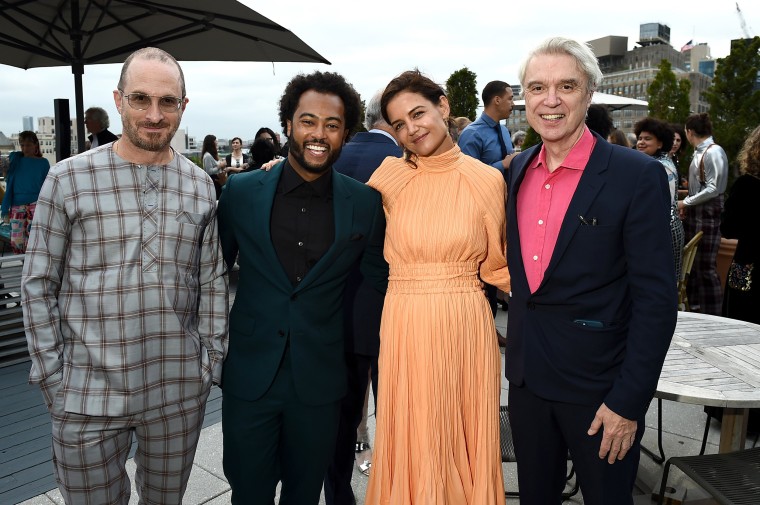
[727,261,754,292]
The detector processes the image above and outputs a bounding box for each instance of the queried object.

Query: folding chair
[678,230,704,311]
[657,447,760,505]
[499,405,579,499]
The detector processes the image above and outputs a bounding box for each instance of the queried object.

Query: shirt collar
[281,159,333,197]
[531,126,596,172]
[479,112,498,128]
[368,129,398,145]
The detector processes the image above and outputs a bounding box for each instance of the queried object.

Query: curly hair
[737,125,760,176]
[634,117,674,157]
[278,71,361,136]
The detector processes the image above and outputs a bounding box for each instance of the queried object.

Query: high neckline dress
[365,145,510,504]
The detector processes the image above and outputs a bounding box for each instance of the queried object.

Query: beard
[288,139,342,175]
[121,115,179,153]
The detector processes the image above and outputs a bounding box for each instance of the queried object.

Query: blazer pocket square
[349,233,364,241]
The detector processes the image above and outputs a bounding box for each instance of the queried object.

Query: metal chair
[678,230,704,311]
[657,447,760,505]
[499,405,579,499]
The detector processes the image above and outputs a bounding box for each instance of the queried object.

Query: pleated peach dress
[365,145,510,505]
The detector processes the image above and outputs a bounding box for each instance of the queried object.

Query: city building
[22,116,33,132]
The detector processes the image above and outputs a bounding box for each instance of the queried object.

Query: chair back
[499,405,516,462]
[678,231,704,311]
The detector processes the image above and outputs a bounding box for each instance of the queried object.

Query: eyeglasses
[118,89,184,113]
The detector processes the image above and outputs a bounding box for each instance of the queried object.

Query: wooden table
[656,312,760,453]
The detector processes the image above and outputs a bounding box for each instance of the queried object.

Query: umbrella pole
[71,0,86,154]
[73,66,86,154]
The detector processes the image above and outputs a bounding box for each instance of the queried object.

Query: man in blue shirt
[458,80,517,175]
[458,81,516,341]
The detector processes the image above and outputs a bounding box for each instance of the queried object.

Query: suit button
[278,330,285,337]
[291,294,297,301]
[527,302,535,310]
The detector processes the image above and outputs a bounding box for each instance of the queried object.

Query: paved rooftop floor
[7,306,759,504]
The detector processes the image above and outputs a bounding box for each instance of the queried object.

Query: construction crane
[736,2,754,38]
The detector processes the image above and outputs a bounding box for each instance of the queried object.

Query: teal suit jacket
[217,163,387,406]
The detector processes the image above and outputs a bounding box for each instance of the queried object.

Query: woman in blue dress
[2,131,50,254]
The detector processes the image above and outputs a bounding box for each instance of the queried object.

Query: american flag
[680,40,694,52]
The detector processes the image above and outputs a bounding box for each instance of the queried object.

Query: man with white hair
[505,37,677,504]
[84,106,118,148]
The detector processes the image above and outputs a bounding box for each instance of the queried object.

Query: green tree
[522,127,541,151]
[446,67,478,120]
[647,59,691,124]
[704,36,760,181]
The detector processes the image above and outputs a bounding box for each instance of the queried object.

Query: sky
[0,0,758,144]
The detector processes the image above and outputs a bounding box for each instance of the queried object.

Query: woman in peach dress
[365,70,510,505]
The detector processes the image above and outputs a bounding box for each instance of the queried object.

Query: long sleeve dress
[365,145,510,505]
[721,173,760,323]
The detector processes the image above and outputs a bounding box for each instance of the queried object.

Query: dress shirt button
[301,207,307,213]
[538,219,544,225]
[532,255,538,261]
[291,294,298,301]
[296,276,302,282]
[297,241,304,247]
[527,302,536,310]
[544,184,551,190]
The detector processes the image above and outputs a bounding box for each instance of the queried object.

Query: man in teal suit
[217,71,388,505]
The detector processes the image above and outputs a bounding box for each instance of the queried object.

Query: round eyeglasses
[119,89,184,113]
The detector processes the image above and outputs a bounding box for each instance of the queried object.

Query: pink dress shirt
[516,127,596,293]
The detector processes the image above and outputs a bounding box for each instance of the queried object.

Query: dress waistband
[388,261,482,294]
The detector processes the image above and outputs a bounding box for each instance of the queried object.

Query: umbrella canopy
[513,91,649,112]
[0,0,329,151]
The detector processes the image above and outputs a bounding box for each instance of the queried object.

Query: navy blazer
[217,163,388,406]
[333,132,402,356]
[505,134,678,420]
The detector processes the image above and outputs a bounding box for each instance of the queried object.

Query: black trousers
[324,353,378,505]
[508,384,645,505]
[223,350,341,505]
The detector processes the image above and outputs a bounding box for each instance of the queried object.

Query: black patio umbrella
[0,0,330,152]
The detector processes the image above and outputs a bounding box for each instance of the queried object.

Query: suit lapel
[508,146,539,294]
[295,170,353,291]
[253,163,292,288]
[538,139,611,289]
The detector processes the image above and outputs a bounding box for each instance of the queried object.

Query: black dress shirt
[271,161,334,286]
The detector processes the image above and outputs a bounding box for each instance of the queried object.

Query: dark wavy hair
[685,113,712,137]
[249,138,277,168]
[634,117,674,157]
[254,127,281,152]
[669,123,687,155]
[278,71,361,136]
[201,134,218,160]
[18,130,43,157]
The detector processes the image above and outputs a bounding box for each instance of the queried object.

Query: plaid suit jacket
[22,144,229,416]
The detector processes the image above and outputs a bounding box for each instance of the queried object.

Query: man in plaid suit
[21,47,228,505]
